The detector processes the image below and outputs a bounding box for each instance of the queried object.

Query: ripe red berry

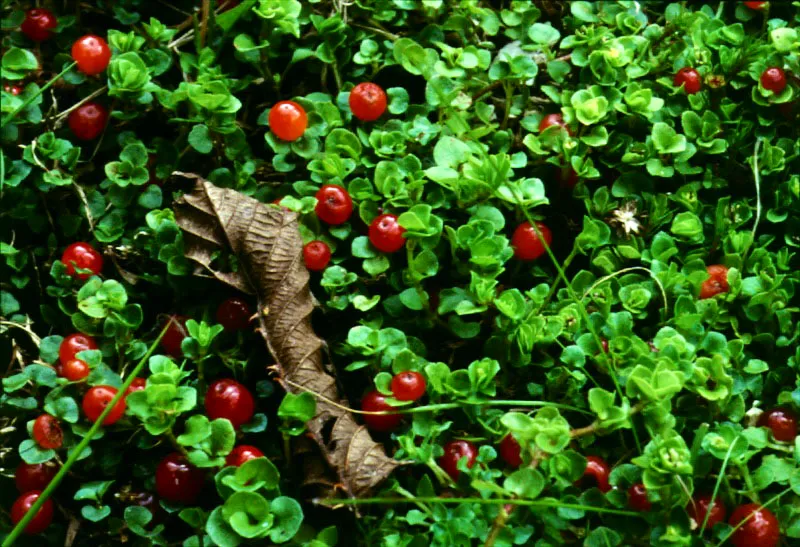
[699,264,729,299]
[11,491,53,535]
[361,390,402,432]
[15,462,57,493]
[216,297,252,331]
[758,407,798,442]
[226,445,265,467]
[439,440,478,481]
[4,84,23,96]
[205,379,255,429]
[539,113,572,135]
[628,483,651,511]
[125,377,146,395]
[761,67,787,94]
[512,221,553,261]
[349,82,388,122]
[498,434,523,468]
[390,371,426,402]
[314,185,353,225]
[369,214,406,253]
[32,414,62,450]
[20,9,57,42]
[687,493,727,530]
[674,67,702,94]
[82,385,126,425]
[59,333,98,364]
[303,241,332,272]
[578,455,612,493]
[61,359,89,381]
[68,102,109,141]
[728,504,780,547]
[155,452,204,503]
[61,241,103,279]
[268,100,307,141]
[71,35,112,76]
[160,315,189,358]
[744,1,767,9]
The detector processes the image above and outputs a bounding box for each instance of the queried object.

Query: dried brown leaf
[173,173,401,498]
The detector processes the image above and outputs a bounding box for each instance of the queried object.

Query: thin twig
[199,0,210,48]
[51,86,108,126]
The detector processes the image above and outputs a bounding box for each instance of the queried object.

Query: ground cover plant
[1,0,799,545]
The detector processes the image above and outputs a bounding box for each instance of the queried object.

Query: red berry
[59,333,98,364]
[758,407,798,442]
[160,315,189,358]
[61,359,89,381]
[226,445,264,467]
[349,82,388,122]
[20,9,57,42]
[125,377,146,395]
[390,371,426,402]
[216,297,252,331]
[744,1,767,9]
[539,113,572,135]
[71,35,112,76]
[303,241,332,271]
[314,185,353,225]
[600,339,610,354]
[369,214,406,253]
[512,221,552,261]
[268,100,307,141]
[439,440,478,481]
[4,84,23,96]
[628,483,651,511]
[361,390,402,432]
[761,67,787,94]
[32,414,62,450]
[205,379,255,429]
[699,264,729,299]
[15,462,57,493]
[687,493,727,530]
[82,385,126,425]
[68,102,109,141]
[729,504,780,547]
[578,455,612,493]
[155,453,204,503]
[11,491,53,535]
[61,242,103,279]
[674,67,702,94]
[498,434,523,468]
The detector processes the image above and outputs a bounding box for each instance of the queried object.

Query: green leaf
[2,48,39,73]
[189,125,214,154]
[504,468,545,499]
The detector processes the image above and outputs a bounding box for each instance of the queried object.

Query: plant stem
[315,496,640,516]
[281,378,593,416]
[2,324,171,547]
[1,62,77,128]
[537,245,578,311]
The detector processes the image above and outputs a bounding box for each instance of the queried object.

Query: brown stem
[484,450,544,547]
[199,0,210,48]
[570,401,646,438]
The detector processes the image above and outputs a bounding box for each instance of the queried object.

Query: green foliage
[1,1,799,546]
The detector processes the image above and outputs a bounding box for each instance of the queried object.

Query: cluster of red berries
[17,9,112,142]
[674,65,788,96]
[155,377,258,504]
[361,371,427,432]
[12,345,263,533]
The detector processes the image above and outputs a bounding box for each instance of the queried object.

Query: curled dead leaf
[173,173,402,499]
